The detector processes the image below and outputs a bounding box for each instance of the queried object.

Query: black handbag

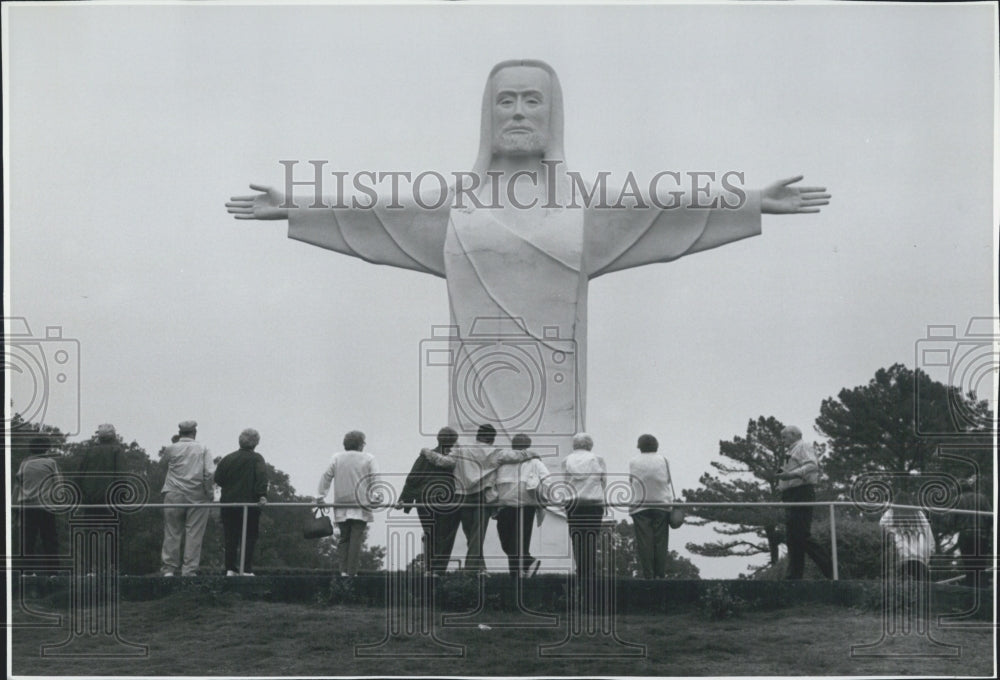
[303,507,334,539]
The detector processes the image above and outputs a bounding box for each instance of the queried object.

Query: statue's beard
[492,131,548,156]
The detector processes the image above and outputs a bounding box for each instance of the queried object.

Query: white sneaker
[226,570,237,576]
[162,572,175,578]
[242,572,255,577]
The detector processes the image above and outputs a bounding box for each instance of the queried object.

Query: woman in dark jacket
[397,427,457,574]
[214,429,268,575]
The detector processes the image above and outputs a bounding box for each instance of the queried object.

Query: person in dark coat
[78,424,127,515]
[75,423,128,573]
[398,427,458,573]
[214,428,269,575]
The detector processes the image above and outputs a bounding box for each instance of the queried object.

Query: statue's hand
[226,184,289,221]
[761,176,830,215]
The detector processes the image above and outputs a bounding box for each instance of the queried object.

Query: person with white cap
[160,420,215,576]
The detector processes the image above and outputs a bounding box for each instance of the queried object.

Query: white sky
[4,1,997,579]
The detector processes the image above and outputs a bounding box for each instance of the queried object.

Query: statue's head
[473,60,565,174]
[491,65,552,156]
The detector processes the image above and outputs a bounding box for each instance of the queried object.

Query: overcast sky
[5,1,997,579]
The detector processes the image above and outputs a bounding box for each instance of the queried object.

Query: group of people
[317,423,680,580]
[158,420,270,577]
[12,420,270,577]
[13,420,992,585]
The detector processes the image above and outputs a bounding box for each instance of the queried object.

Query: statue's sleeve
[585,191,762,279]
[287,196,451,278]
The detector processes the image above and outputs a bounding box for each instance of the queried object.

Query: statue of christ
[226,59,829,458]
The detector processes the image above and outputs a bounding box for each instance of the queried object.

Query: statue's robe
[287,193,761,458]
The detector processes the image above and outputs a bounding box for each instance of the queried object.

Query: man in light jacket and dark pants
[777,426,832,580]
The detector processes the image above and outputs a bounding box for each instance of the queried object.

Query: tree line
[683,364,993,578]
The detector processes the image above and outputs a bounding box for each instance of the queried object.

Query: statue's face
[491,66,551,156]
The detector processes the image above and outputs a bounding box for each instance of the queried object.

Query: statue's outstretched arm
[586,175,830,279]
[227,184,450,277]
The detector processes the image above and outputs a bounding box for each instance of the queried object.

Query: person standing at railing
[562,432,607,582]
[214,428,269,576]
[397,426,459,574]
[316,430,378,577]
[494,433,550,578]
[14,438,63,572]
[776,426,832,580]
[949,487,993,587]
[77,423,128,574]
[879,491,934,582]
[419,423,540,574]
[160,420,215,577]
[628,434,674,579]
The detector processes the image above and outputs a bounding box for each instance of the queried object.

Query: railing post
[239,504,248,575]
[829,502,839,581]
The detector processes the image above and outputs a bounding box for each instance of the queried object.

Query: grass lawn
[11,591,996,677]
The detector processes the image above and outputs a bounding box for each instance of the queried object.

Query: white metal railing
[10,500,993,580]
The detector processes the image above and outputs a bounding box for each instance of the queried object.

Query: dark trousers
[19,507,60,569]
[632,509,670,579]
[417,507,460,573]
[782,485,832,579]
[221,506,261,573]
[434,492,490,572]
[337,519,367,575]
[495,506,537,575]
[566,504,605,580]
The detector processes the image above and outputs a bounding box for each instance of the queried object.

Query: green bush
[700,583,746,620]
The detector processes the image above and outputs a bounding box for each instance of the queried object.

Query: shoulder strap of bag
[664,456,677,500]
